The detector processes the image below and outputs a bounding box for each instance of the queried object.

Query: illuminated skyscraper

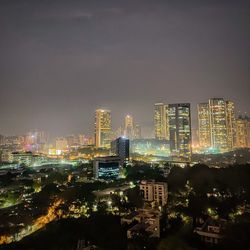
[134,123,142,139]
[124,115,134,139]
[235,116,250,148]
[225,100,236,150]
[95,109,112,148]
[55,137,68,153]
[198,103,211,149]
[168,103,192,161]
[154,103,169,140]
[209,99,236,152]
[198,99,236,152]
[208,98,228,152]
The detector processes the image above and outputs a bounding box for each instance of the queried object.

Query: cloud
[35,8,94,20]
[34,6,124,21]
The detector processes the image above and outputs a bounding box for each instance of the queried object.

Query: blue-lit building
[93,156,121,179]
[111,137,130,164]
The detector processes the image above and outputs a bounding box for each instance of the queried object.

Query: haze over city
[0,0,249,137]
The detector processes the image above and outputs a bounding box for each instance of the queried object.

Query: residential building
[198,98,236,153]
[140,180,168,207]
[235,116,250,148]
[198,103,211,150]
[154,103,169,140]
[194,218,226,245]
[122,209,161,238]
[225,100,236,149]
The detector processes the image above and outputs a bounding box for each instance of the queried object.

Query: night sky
[0,0,249,137]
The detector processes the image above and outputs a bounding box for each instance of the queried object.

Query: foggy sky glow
[0,0,249,137]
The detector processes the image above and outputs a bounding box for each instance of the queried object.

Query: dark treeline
[168,164,250,198]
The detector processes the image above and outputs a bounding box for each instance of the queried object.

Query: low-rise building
[10,151,33,166]
[93,156,121,180]
[194,218,226,244]
[140,180,168,207]
[122,209,161,238]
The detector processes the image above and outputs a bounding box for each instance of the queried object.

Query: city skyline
[1,1,250,249]
[0,0,249,137]
[0,99,248,139]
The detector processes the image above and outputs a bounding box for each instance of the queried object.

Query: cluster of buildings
[1,98,249,164]
[198,98,250,153]
[93,106,191,162]
[121,180,168,239]
[154,103,192,161]
[93,136,130,180]
[94,109,141,148]
[0,131,48,154]
[153,98,250,161]
[0,131,49,162]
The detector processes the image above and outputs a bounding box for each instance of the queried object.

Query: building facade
[93,156,121,179]
[94,109,112,148]
[235,116,250,148]
[111,137,130,164]
[154,103,169,140]
[124,115,134,139]
[225,100,236,150]
[198,103,211,150]
[198,98,236,153]
[168,103,192,161]
[11,151,33,166]
[140,180,168,207]
[134,123,142,139]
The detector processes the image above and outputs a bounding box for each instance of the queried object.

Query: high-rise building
[235,116,250,148]
[95,109,112,148]
[198,98,236,153]
[0,135,4,145]
[124,115,134,139]
[111,137,130,164]
[55,137,68,153]
[154,103,168,140]
[134,123,142,139]
[209,98,228,152]
[225,100,235,150]
[78,134,94,146]
[198,103,211,149]
[168,103,192,161]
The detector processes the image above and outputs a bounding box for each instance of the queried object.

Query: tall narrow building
[124,115,134,139]
[198,103,211,149]
[209,98,228,152]
[154,103,169,140]
[134,123,142,139]
[111,137,130,164]
[198,98,237,153]
[95,109,111,148]
[235,116,250,148]
[168,103,192,161]
[225,100,235,150]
